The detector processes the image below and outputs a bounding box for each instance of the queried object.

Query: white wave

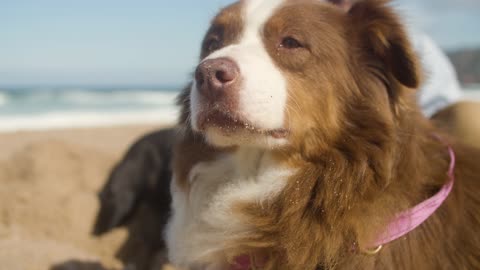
[61,91,178,106]
[0,107,179,132]
[129,91,179,105]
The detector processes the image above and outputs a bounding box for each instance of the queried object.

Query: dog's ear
[92,129,175,235]
[348,0,420,90]
[325,0,354,12]
[93,146,154,235]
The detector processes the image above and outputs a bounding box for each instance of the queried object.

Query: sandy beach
[0,125,170,270]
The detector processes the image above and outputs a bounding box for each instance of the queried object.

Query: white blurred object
[410,30,463,117]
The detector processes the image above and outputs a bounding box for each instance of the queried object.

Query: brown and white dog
[165,0,480,269]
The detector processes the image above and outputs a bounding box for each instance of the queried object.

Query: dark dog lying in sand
[93,128,174,270]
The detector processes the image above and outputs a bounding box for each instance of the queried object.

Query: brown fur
[174,0,480,269]
[200,2,244,60]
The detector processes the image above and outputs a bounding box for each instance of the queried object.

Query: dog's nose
[195,58,240,98]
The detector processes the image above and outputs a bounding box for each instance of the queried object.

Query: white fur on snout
[190,81,202,130]
[190,0,288,147]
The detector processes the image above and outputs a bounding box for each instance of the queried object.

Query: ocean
[0,86,479,133]
[0,87,180,132]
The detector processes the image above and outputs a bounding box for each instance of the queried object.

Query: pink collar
[366,139,456,250]
[231,140,456,269]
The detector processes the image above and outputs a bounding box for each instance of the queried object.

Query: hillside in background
[448,48,480,85]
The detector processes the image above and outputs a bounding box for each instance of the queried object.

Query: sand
[0,125,169,270]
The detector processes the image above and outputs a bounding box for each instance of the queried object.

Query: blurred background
[0,0,479,132]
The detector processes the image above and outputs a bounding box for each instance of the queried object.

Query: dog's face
[188,0,420,151]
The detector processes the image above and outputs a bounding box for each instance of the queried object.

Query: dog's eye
[205,37,221,53]
[280,37,303,49]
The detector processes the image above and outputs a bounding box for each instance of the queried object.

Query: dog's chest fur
[166,147,294,267]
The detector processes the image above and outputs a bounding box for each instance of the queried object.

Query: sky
[0,0,479,87]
